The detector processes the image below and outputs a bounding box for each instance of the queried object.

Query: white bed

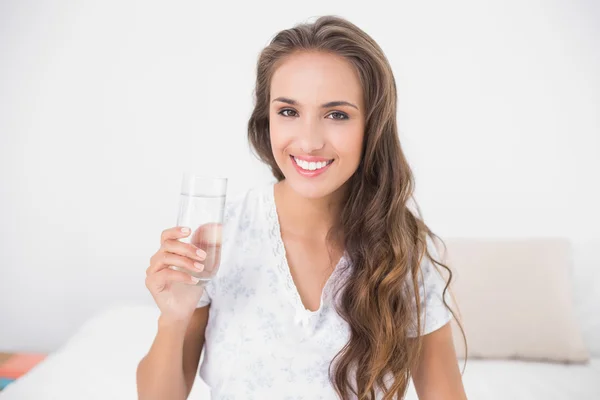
[0,305,599,399]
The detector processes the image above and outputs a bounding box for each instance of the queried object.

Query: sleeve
[406,235,453,337]
[196,280,214,308]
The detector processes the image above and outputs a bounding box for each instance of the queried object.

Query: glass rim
[180,172,227,197]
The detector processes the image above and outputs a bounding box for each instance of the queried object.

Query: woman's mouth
[290,155,334,177]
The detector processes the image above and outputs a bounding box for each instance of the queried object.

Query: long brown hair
[248,15,465,399]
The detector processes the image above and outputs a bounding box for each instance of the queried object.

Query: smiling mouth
[290,155,334,171]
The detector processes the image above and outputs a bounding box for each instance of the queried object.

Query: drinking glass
[175,173,227,285]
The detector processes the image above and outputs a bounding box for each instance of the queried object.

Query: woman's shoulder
[223,182,274,225]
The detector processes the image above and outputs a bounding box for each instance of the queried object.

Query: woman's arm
[411,322,467,400]
[136,306,210,400]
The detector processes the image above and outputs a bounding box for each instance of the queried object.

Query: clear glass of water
[175,173,227,285]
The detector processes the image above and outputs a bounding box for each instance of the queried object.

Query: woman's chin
[284,176,343,201]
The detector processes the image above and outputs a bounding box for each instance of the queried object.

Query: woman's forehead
[270,52,363,108]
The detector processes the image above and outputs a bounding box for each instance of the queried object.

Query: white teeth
[293,157,331,171]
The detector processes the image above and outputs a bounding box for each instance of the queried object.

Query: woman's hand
[145,227,208,323]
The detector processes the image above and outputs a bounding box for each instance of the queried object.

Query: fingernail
[196,249,207,259]
[181,227,190,234]
[193,262,204,271]
[190,276,200,284]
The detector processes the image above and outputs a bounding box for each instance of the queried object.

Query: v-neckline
[265,183,347,317]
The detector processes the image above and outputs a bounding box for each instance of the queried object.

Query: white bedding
[1,305,599,399]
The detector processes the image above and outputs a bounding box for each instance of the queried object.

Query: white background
[1,0,598,353]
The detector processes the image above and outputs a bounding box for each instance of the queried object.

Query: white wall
[1,0,598,353]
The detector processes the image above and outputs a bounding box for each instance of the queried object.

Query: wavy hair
[248,15,465,399]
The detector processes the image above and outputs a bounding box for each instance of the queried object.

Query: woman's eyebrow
[272,97,359,110]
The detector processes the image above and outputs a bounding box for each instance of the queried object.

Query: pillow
[570,239,600,357]
[0,305,211,399]
[442,238,589,363]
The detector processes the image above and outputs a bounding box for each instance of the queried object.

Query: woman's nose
[298,122,325,153]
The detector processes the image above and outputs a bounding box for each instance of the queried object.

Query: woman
[137,15,467,400]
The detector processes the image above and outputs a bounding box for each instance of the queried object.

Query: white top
[196,183,451,399]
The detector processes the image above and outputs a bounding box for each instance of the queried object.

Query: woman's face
[269,51,365,200]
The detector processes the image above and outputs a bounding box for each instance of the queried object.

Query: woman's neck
[274,180,345,240]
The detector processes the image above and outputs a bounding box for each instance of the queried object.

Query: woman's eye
[327,112,349,120]
[279,109,298,117]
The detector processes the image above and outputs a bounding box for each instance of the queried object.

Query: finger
[162,239,207,262]
[190,223,223,247]
[146,268,200,292]
[161,226,192,244]
[147,252,204,276]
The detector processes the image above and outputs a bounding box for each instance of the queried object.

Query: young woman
[137,15,467,400]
